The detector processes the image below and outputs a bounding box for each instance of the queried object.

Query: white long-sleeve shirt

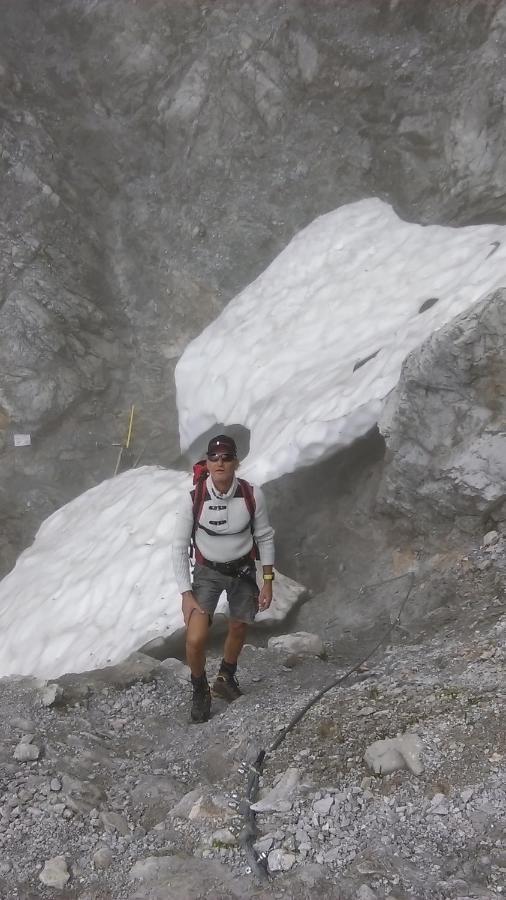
[172,475,275,593]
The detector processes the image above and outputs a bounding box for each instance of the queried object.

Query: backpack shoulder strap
[237,478,256,521]
[191,476,209,538]
[237,478,259,561]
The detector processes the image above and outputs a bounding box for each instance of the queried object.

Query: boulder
[378,292,506,533]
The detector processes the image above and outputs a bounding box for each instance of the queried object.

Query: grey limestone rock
[38,854,70,889]
[378,291,506,531]
[250,767,300,813]
[267,848,296,872]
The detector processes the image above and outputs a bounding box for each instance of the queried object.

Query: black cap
[207,434,237,457]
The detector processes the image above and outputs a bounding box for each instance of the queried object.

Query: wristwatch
[263,573,275,581]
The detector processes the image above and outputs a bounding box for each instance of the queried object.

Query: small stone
[13,741,40,761]
[11,717,36,733]
[41,684,64,707]
[254,836,274,855]
[313,796,334,816]
[483,530,499,547]
[250,767,300,813]
[211,828,236,847]
[358,706,375,716]
[93,846,113,869]
[50,778,62,792]
[100,811,130,836]
[39,855,70,889]
[168,789,202,820]
[356,886,378,900]
[160,658,191,684]
[429,793,450,815]
[267,849,296,872]
[268,632,325,658]
[364,733,423,776]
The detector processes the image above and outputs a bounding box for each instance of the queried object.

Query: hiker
[172,434,275,723]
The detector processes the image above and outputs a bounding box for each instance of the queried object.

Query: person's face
[207,452,238,490]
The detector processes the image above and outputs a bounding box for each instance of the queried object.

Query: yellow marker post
[125,404,135,450]
[113,405,136,476]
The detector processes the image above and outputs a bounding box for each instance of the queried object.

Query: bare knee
[186,629,207,652]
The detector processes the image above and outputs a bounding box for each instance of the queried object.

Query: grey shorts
[192,563,259,624]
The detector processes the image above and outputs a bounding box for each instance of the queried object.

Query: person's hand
[182,591,207,627]
[257,582,273,612]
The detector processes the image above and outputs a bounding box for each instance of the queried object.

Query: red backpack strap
[190,472,208,564]
[237,478,256,520]
[237,478,258,560]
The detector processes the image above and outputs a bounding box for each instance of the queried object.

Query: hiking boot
[190,675,211,723]
[212,672,242,703]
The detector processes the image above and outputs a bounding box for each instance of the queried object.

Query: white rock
[364,733,424,776]
[41,683,64,707]
[483,530,499,546]
[250,767,300,813]
[39,855,70,889]
[460,788,474,804]
[13,740,40,761]
[267,632,325,658]
[267,849,296,873]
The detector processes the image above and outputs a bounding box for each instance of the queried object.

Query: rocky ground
[0,531,504,900]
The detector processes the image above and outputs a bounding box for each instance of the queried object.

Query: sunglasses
[207,453,236,463]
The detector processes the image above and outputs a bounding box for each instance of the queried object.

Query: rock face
[3,0,506,572]
[378,291,506,532]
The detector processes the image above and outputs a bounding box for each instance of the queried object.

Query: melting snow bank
[176,198,506,484]
[0,467,305,678]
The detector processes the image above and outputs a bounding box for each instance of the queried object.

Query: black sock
[191,671,207,686]
[219,659,237,677]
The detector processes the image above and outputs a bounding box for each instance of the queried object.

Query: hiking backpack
[190,460,258,564]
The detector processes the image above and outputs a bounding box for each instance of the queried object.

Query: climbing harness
[239,571,416,880]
